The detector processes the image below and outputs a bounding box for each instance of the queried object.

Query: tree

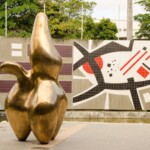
[46,0,96,39]
[136,0,150,11]
[44,1,118,40]
[0,1,117,39]
[0,0,96,38]
[134,0,150,39]
[65,0,96,19]
[83,16,96,39]
[93,18,118,40]
[0,0,41,37]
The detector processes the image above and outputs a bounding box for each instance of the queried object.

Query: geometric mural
[73,40,150,110]
[1,39,150,111]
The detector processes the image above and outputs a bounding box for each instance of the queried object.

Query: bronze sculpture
[0,12,67,144]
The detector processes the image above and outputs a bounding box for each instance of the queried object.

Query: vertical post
[127,0,133,40]
[118,4,120,40]
[5,1,7,37]
[81,4,83,40]
[44,0,46,13]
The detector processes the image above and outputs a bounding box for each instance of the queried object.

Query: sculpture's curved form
[0,12,67,144]
[29,12,67,144]
[0,62,33,141]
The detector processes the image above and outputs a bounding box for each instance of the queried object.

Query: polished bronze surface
[0,12,67,144]
[0,62,33,141]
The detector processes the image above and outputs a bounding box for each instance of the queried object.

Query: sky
[85,0,146,20]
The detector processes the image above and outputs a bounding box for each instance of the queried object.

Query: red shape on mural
[137,66,149,78]
[83,62,93,74]
[94,56,103,69]
[146,55,150,60]
[83,56,103,74]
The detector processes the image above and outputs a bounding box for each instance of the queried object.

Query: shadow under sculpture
[0,12,67,144]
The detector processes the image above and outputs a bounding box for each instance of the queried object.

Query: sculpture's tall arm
[30,12,62,79]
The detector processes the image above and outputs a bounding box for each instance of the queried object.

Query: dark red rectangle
[0,62,72,75]
[0,80,16,93]
[0,62,31,70]
[60,64,72,75]
[55,45,72,57]
[18,62,31,70]
[0,80,71,93]
[59,81,72,93]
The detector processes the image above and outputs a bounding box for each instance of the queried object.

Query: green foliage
[94,18,118,40]
[46,0,96,39]
[0,0,40,37]
[0,0,118,39]
[134,0,150,39]
[83,16,96,39]
[82,17,118,40]
[65,0,96,19]
[0,0,96,38]
[135,0,150,11]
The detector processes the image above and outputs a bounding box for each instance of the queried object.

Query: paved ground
[1,121,150,150]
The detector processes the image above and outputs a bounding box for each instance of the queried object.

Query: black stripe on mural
[0,80,72,93]
[142,63,150,71]
[0,62,72,75]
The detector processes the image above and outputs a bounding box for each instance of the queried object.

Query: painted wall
[0,38,150,111]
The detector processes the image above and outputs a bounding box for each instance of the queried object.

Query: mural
[73,40,150,110]
[1,39,150,111]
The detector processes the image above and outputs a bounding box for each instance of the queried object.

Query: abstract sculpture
[0,12,67,144]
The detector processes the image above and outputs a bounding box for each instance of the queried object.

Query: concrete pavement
[1,121,150,150]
